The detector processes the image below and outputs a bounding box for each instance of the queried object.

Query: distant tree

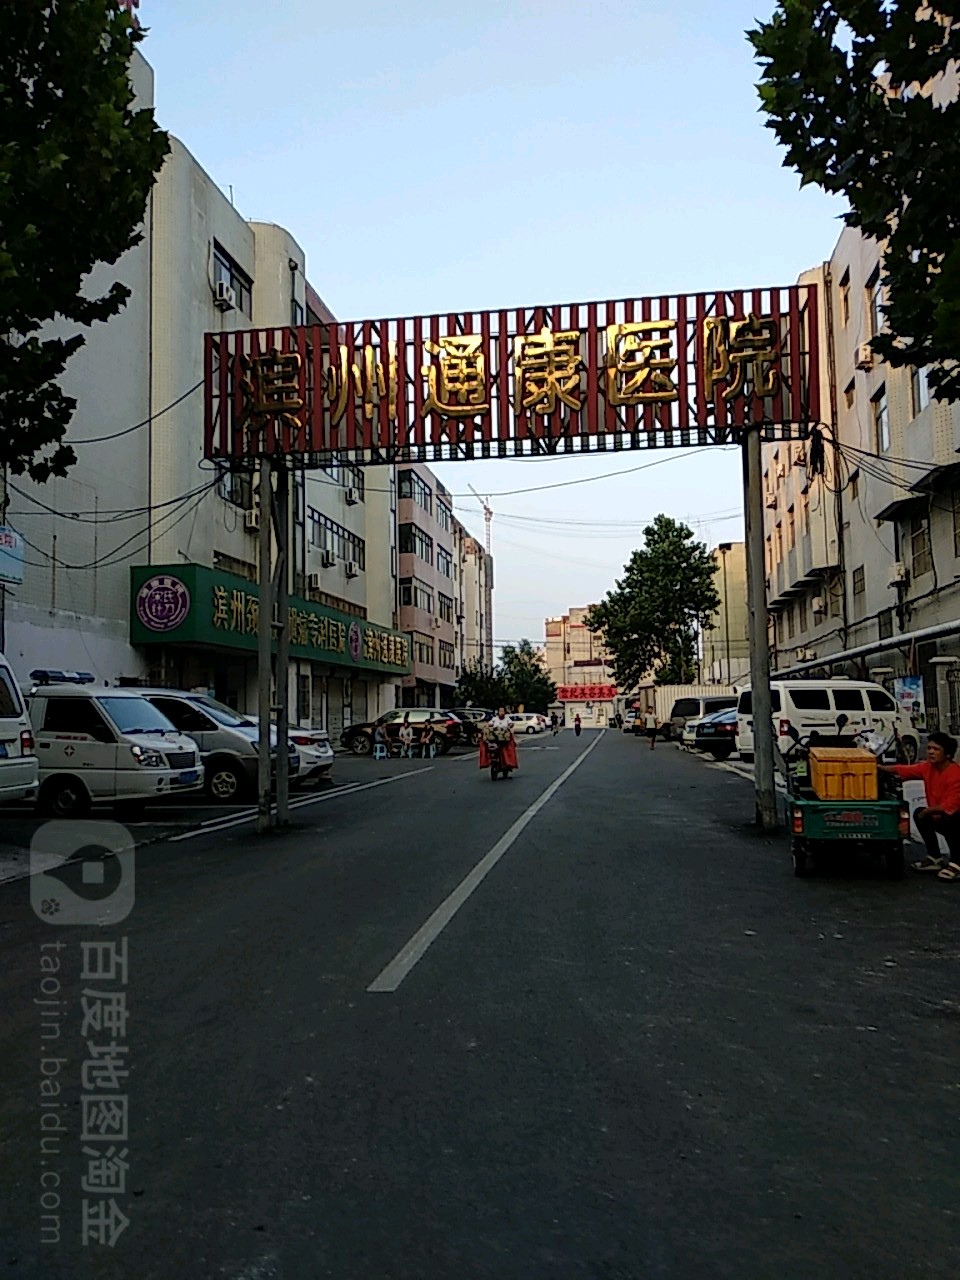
[0,2,170,480]
[500,639,556,713]
[455,659,510,710]
[749,2,960,401]
[586,515,719,690]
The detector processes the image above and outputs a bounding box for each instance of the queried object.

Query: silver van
[668,695,737,741]
[138,690,299,802]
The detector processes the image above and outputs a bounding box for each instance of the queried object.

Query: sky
[141,0,846,650]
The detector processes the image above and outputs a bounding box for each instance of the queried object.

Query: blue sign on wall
[0,527,24,585]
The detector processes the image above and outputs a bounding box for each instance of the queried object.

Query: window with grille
[439,593,454,624]
[212,242,252,315]
[436,502,453,533]
[909,514,932,577]
[852,566,865,596]
[398,470,433,513]
[398,523,433,564]
[308,509,366,568]
[399,577,433,612]
[437,547,453,579]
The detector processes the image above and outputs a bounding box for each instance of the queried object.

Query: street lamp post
[718,542,732,685]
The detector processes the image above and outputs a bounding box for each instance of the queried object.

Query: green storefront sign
[130,563,411,675]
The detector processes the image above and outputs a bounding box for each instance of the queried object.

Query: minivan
[0,652,38,805]
[736,679,919,763]
[138,689,301,802]
[26,685,203,817]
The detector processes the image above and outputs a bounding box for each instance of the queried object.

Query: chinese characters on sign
[211,585,410,669]
[204,286,819,464]
[556,684,618,702]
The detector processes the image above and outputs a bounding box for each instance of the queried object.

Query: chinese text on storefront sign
[204,285,820,465]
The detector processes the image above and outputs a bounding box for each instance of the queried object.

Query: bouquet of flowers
[484,723,513,744]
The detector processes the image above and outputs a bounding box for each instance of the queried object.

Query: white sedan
[510,713,546,735]
[289,728,335,784]
[681,716,707,749]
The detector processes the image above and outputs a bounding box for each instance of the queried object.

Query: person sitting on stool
[419,722,437,759]
[882,731,960,878]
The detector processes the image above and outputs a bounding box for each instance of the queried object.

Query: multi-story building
[702,542,750,684]
[454,524,494,672]
[765,230,960,730]
[1,50,409,730]
[396,464,458,706]
[544,606,616,689]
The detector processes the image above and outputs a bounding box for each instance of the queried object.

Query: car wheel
[792,839,809,878]
[526,726,537,735]
[901,736,919,764]
[886,844,905,880]
[436,737,451,755]
[709,745,733,761]
[350,734,373,757]
[205,761,247,803]
[39,776,92,819]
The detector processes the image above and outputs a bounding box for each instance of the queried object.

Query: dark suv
[340,709,464,756]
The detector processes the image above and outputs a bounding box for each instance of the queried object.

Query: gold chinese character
[703,313,780,402]
[363,630,376,660]
[326,342,398,425]
[245,595,259,636]
[238,349,304,441]
[332,620,345,653]
[212,586,229,629]
[513,327,583,415]
[422,336,489,417]
[307,613,322,650]
[605,321,678,405]
[317,617,329,649]
[230,590,245,632]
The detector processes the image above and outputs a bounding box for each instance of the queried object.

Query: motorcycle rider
[574,714,582,737]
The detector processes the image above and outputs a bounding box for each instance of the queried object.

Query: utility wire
[8,477,217,524]
[71,381,204,445]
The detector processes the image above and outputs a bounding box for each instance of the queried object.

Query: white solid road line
[367,731,605,994]
[169,768,434,843]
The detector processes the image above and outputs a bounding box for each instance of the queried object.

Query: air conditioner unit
[796,647,812,662]
[811,596,825,613]
[889,561,908,585]
[345,486,360,506]
[320,549,336,567]
[855,342,874,370]
[345,559,360,578]
[244,509,260,532]
[307,572,322,591]
[214,281,236,312]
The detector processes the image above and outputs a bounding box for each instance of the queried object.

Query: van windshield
[99,696,177,735]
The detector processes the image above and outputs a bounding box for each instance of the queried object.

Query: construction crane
[468,484,493,555]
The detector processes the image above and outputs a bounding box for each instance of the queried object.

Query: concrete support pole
[274,461,290,828]
[743,427,778,832]
[257,457,273,835]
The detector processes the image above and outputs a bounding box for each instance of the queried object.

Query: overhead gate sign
[203,285,819,465]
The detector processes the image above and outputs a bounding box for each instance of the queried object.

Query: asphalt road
[1,730,958,1279]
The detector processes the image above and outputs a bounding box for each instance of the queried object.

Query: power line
[8,478,217,524]
[71,381,204,445]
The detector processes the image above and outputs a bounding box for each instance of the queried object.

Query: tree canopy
[0,2,169,481]
[749,2,960,401]
[586,515,719,690]
[455,641,556,713]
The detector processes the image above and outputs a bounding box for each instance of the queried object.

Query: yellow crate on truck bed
[808,747,878,802]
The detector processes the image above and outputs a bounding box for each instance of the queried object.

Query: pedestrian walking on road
[881,731,960,877]
[615,711,624,730]
[643,707,658,751]
[574,714,582,737]
[399,714,414,759]
[550,711,559,736]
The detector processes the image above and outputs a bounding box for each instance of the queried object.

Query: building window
[436,547,453,579]
[866,268,884,338]
[399,577,434,612]
[438,592,454,624]
[438,640,456,669]
[212,242,252,316]
[398,522,434,564]
[787,606,795,640]
[839,269,851,326]
[436,501,453,534]
[909,513,932,577]
[852,565,865,596]
[843,379,855,410]
[398,469,433,514]
[765,536,772,577]
[413,634,435,665]
[291,298,304,327]
[910,366,931,419]
[319,455,365,500]
[308,508,366,568]
[849,469,859,502]
[953,489,960,558]
[878,608,894,640]
[774,523,782,562]
[872,384,890,453]
[798,596,808,633]
[787,506,795,550]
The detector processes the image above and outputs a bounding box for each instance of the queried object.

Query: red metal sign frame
[203,284,819,467]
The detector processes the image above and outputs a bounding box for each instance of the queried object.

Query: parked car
[510,713,545,735]
[138,690,300,802]
[735,679,920,764]
[25,685,203,818]
[694,707,739,760]
[452,708,493,746]
[287,727,334,785]
[681,714,710,749]
[0,652,38,805]
[622,709,640,734]
[668,695,737,741]
[341,709,463,756]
